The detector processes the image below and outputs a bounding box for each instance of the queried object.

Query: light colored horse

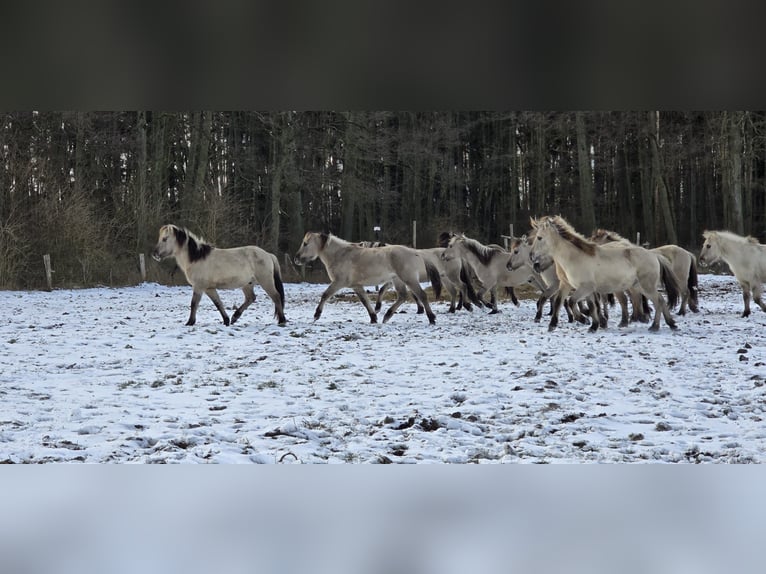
[529,216,680,332]
[440,233,542,314]
[295,232,441,324]
[508,234,589,324]
[591,229,699,316]
[700,230,766,317]
[151,224,287,326]
[373,247,483,314]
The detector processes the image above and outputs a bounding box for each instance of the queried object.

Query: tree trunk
[136,111,149,251]
[648,111,677,246]
[728,111,745,234]
[575,112,596,233]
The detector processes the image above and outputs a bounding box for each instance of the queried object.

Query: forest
[0,111,763,289]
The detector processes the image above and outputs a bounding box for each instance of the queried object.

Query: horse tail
[272,260,286,316]
[658,256,680,310]
[460,263,484,308]
[424,260,442,300]
[687,255,699,311]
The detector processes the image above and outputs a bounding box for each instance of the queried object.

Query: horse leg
[382,282,409,323]
[752,284,766,313]
[648,291,677,331]
[740,282,752,318]
[375,282,390,313]
[399,279,436,324]
[205,288,231,325]
[534,295,546,322]
[413,292,425,314]
[352,286,379,323]
[186,289,203,326]
[256,271,288,325]
[568,288,599,332]
[678,289,688,315]
[614,291,630,328]
[230,285,256,325]
[547,285,573,332]
[595,294,608,329]
[314,282,344,322]
[488,288,500,314]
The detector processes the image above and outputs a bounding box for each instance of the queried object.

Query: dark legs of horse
[614,291,630,328]
[741,283,766,317]
[488,289,500,314]
[184,290,229,326]
[314,282,344,322]
[230,286,256,325]
[186,290,203,326]
[352,286,379,323]
[383,279,435,324]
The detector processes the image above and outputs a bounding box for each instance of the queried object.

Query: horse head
[152,224,183,261]
[295,232,329,265]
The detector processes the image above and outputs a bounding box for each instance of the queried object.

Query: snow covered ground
[0,273,764,463]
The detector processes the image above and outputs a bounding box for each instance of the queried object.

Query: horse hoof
[648,325,660,332]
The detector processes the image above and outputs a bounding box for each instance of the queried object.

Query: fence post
[412,220,417,248]
[43,254,53,291]
[139,253,146,282]
[636,231,641,246]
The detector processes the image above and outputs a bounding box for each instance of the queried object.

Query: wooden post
[636,231,641,246]
[412,220,417,248]
[510,224,514,239]
[139,253,146,282]
[43,254,52,291]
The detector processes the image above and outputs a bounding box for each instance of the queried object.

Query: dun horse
[529,216,680,332]
[591,229,699,316]
[440,233,541,313]
[700,230,766,317]
[152,225,287,326]
[373,247,483,314]
[508,233,588,324]
[295,232,441,324]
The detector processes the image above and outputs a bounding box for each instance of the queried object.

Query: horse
[591,229,699,316]
[294,232,441,324]
[529,216,680,332]
[440,233,541,314]
[151,224,287,326]
[373,247,483,314]
[699,230,766,317]
[507,233,589,324]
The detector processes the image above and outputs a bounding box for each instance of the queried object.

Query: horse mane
[591,228,630,244]
[174,226,213,262]
[457,235,504,265]
[704,230,762,245]
[437,231,455,248]
[547,216,597,256]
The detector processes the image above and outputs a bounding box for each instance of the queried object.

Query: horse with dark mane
[295,232,441,324]
[591,228,699,316]
[152,224,287,326]
[440,232,540,313]
[530,216,680,332]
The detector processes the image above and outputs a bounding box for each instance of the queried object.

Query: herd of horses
[151,217,766,332]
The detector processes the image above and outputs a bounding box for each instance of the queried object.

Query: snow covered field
[0,273,764,463]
